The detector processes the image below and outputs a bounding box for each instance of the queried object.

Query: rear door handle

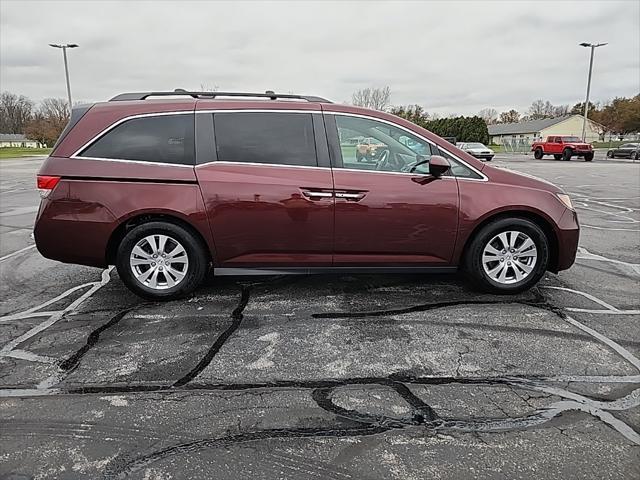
[335,192,366,201]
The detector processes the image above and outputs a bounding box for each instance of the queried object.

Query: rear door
[325,113,460,267]
[194,110,335,269]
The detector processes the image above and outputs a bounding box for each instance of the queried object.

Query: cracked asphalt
[1,155,639,479]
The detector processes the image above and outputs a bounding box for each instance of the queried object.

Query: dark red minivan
[34,91,579,299]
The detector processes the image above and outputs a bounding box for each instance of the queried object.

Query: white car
[458,142,494,161]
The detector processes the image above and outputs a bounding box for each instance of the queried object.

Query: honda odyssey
[34,90,579,299]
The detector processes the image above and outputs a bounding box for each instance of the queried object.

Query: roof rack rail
[109,90,332,103]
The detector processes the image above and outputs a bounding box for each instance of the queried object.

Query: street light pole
[49,43,79,111]
[579,42,606,141]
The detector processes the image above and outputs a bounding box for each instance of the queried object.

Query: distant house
[0,133,42,148]
[488,115,603,145]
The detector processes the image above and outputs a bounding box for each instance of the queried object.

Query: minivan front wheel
[465,218,549,294]
[116,222,207,300]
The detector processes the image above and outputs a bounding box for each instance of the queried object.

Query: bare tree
[528,99,547,120]
[352,86,391,111]
[477,108,498,124]
[24,98,69,147]
[0,91,34,134]
[527,99,568,120]
[40,98,69,123]
[389,104,429,124]
[200,83,219,92]
[498,109,520,124]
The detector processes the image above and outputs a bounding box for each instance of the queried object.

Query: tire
[533,148,543,159]
[583,152,594,162]
[464,217,549,294]
[485,156,493,161]
[606,150,614,158]
[632,152,639,160]
[116,221,208,300]
[553,154,562,160]
[356,151,363,162]
[562,148,573,161]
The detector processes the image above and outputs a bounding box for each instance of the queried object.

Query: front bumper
[554,208,580,272]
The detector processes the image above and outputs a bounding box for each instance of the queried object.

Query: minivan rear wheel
[116,222,208,300]
[464,218,549,294]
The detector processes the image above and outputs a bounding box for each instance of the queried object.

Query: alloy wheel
[129,234,189,290]
[482,231,537,284]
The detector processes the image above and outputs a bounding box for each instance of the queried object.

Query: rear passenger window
[80,114,194,165]
[214,112,317,166]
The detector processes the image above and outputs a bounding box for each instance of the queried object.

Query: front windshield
[562,136,582,142]
[466,143,486,148]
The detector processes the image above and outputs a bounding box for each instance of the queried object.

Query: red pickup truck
[531,136,594,161]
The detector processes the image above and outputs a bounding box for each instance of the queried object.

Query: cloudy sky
[1,0,638,115]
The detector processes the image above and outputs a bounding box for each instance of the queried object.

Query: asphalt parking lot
[1,154,639,479]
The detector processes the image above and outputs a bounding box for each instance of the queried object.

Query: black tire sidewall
[465,218,549,294]
[562,148,572,161]
[534,148,543,159]
[116,222,208,300]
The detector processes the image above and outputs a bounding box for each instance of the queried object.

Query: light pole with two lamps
[49,43,79,111]
[579,42,607,141]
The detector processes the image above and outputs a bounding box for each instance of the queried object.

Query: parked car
[35,90,579,299]
[356,137,387,162]
[458,142,494,161]
[606,143,639,160]
[531,136,594,161]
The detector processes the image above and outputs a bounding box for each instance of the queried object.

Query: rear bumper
[554,208,580,272]
[34,191,112,268]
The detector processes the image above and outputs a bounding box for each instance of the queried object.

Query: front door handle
[302,190,333,200]
[335,192,366,201]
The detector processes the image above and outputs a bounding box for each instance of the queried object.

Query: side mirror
[429,155,451,177]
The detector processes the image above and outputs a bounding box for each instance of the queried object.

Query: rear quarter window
[79,113,195,165]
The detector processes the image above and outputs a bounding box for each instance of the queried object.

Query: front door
[195,111,334,268]
[326,114,459,267]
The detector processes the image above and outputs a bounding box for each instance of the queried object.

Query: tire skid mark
[34,303,149,391]
[3,274,640,475]
[104,377,640,478]
[1,418,197,443]
[59,305,148,374]
[104,425,388,480]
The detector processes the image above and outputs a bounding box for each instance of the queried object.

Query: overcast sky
[1,0,638,116]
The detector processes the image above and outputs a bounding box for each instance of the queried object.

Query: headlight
[556,193,574,210]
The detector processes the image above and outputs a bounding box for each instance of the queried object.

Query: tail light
[37,175,61,198]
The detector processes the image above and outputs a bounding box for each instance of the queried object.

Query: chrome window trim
[70,108,488,182]
[71,156,194,168]
[336,167,455,180]
[196,160,329,171]
[71,110,193,160]
[328,111,488,182]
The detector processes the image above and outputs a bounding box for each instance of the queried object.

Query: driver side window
[334,115,432,174]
